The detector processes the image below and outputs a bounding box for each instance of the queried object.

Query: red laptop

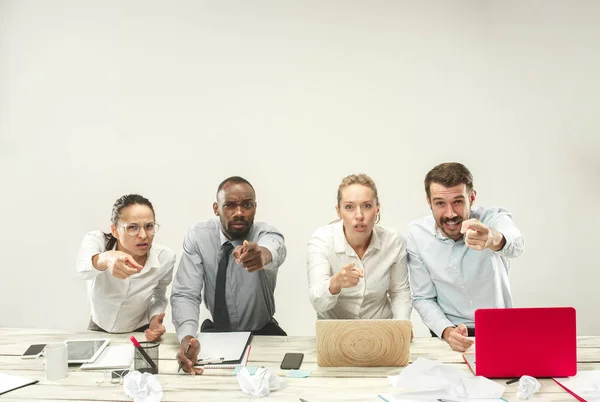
[463,307,577,378]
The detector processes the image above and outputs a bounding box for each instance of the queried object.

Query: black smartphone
[280,352,304,370]
[21,344,46,359]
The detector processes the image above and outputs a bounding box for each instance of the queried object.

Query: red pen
[130,336,157,370]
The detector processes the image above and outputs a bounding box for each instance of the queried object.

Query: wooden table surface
[1,328,598,401]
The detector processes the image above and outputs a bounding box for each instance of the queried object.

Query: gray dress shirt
[171,217,286,342]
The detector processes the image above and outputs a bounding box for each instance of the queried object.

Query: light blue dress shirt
[407,206,524,338]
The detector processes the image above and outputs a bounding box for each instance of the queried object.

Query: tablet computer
[65,339,110,364]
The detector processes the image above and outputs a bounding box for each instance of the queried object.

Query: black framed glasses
[117,222,160,236]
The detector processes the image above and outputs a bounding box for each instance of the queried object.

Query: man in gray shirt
[171,176,287,374]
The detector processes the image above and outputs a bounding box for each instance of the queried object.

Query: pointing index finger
[123,255,144,270]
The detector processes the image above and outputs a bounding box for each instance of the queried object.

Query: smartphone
[280,352,304,370]
[21,344,46,359]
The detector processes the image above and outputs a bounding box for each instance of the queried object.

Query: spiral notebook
[194,332,252,369]
[202,345,251,369]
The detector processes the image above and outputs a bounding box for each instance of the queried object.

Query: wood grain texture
[316,319,412,367]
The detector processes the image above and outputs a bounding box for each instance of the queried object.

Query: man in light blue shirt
[407,163,524,352]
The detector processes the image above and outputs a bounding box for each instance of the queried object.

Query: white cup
[44,342,68,381]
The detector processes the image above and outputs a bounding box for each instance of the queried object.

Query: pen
[129,336,157,370]
[178,343,191,373]
[196,357,225,365]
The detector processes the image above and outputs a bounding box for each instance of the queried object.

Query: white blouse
[76,230,175,332]
[307,221,412,320]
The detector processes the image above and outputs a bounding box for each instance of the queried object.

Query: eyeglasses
[117,222,160,236]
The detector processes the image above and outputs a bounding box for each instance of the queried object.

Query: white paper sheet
[0,373,38,395]
[383,357,505,401]
[554,371,600,401]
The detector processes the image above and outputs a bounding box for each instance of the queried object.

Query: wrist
[259,247,272,266]
[329,276,341,295]
[489,229,506,251]
[442,326,455,341]
[93,253,109,271]
[181,335,194,346]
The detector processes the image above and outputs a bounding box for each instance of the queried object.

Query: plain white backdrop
[1,0,598,337]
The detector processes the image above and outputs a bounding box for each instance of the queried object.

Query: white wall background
[1,0,598,337]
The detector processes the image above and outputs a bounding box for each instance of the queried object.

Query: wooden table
[1,328,598,401]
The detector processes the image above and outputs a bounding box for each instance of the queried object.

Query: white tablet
[64,339,110,364]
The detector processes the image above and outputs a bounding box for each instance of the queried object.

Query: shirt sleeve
[148,252,175,320]
[306,230,340,313]
[388,233,412,320]
[488,211,524,258]
[407,230,454,338]
[171,228,204,343]
[256,226,287,271]
[76,231,108,280]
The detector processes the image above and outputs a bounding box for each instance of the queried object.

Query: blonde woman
[307,174,412,323]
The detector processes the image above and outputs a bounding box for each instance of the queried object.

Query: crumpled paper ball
[123,370,163,402]
[516,375,541,400]
[237,367,282,397]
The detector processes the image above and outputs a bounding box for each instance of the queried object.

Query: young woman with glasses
[76,194,175,341]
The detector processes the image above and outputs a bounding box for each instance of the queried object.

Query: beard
[225,218,253,240]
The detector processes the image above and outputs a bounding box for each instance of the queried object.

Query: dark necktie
[213,241,234,331]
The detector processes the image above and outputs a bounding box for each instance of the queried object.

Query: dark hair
[424,162,474,199]
[216,176,255,198]
[103,194,155,250]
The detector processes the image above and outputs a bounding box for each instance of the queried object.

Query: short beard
[225,222,252,240]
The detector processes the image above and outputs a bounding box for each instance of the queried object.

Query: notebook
[316,319,412,367]
[203,345,252,370]
[0,373,38,395]
[194,332,252,367]
[463,307,577,378]
[80,344,134,370]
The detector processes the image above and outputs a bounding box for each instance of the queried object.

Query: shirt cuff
[176,322,198,344]
[78,257,105,279]
[148,308,164,322]
[433,319,456,339]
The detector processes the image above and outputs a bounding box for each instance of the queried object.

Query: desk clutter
[2,326,600,401]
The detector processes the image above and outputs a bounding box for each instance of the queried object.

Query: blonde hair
[336,173,380,223]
